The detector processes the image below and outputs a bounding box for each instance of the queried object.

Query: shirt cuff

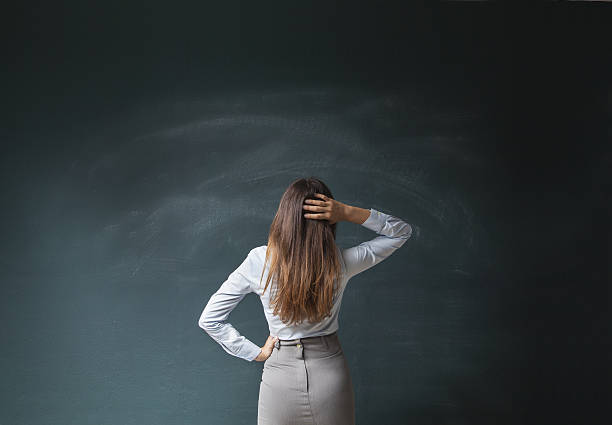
[242,341,262,362]
[360,208,386,233]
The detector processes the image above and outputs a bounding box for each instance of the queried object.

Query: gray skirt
[257,331,355,425]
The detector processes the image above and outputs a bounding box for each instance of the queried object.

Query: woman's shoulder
[248,245,268,262]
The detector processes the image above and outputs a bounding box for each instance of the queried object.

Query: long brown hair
[259,177,343,326]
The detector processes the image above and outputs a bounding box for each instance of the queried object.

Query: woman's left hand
[254,335,279,361]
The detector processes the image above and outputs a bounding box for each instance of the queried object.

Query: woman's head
[260,177,343,326]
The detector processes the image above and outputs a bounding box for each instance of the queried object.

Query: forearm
[340,207,414,278]
[253,348,265,362]
[199,319,262,362]
[342,204,371,225]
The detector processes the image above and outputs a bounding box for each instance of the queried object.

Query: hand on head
[303,193,347,225]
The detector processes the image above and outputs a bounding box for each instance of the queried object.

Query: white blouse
[198,208,414,361]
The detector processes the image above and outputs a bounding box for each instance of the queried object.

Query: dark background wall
[2,2,610,424]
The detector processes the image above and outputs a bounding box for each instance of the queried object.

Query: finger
[314,193,329,201]
[304,198,326,205]
[266,337,278,349]
[304,212,328,220]
[302,204,326,212]
[304,212,330,220]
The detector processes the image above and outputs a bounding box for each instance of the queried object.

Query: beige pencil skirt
[257,331,355,425]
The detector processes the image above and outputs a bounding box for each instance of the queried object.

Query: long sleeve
[342,208,413,280]
[198,247,262,362]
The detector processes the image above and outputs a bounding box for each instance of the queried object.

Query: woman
[198,177,414,425]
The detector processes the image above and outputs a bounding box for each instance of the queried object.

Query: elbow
[394,224,414,249]
[198,318,220,337]
[198,309,216,332]
[397,223,413,241]
[404,223,413,239]
[198,317,209,330]
[198,299,221,331]
[390,220,413,240]
[405,223,419,241]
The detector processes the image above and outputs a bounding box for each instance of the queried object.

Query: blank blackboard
[2,3,610,425]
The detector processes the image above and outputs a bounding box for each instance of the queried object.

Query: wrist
[339,203,351,222]
[344,205,370,225]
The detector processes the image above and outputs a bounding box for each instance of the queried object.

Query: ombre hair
[259,177,343,326]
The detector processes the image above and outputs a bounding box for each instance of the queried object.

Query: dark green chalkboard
[2,2,610,425]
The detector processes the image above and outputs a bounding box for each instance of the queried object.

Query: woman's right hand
[303,193,348,225]
[254,335,279,362]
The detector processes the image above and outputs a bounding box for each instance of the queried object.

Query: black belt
[274,331,336,349]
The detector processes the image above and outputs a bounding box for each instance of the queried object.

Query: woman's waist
[275,331,338,347]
